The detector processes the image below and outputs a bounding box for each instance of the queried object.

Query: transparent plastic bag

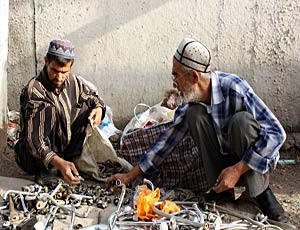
[121,102,175,143]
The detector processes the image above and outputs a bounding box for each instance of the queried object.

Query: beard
[181,82,202,103]
[51,79,64,89]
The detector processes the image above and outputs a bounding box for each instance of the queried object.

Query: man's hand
[51,156,81,184]
[214,161,250,193]
[88,107,103,128]
[106,165,143,191]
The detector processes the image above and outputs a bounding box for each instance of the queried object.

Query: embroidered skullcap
[47,39,75,59]
[174,38,211,73]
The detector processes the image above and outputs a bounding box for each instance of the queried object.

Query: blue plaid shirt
[139,71,286,175]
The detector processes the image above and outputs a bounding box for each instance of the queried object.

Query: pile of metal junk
[0,176,285,230]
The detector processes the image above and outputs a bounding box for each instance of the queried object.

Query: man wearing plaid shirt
[108,38,288,222]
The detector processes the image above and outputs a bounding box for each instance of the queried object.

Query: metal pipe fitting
[4,190,37,200]
[143,178,155,191]
[152,201,204,228]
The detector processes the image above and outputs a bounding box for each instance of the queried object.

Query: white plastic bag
[134,103,174,128]
[98,106,121,138]
[121,102,175,143]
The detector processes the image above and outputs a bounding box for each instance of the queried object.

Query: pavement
[0,176,297,230]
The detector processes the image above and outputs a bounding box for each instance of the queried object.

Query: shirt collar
[211,71,224,105]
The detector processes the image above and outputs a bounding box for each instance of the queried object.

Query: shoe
[204,189,235,204]
[34,170,60,188]
[255,187,288,223]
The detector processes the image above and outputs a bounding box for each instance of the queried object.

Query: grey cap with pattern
[47,39,75,59]
[174,38,211,73]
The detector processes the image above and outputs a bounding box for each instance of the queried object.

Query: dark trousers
[186,104,269,197]
[15,108,90,175]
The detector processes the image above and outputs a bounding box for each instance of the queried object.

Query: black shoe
[205,189,235,204]
[255,187,288,223]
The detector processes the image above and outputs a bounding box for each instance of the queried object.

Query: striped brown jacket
[18,66,105,168]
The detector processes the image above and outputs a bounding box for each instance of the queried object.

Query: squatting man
[108,37,288,223]
[15,39,106,185]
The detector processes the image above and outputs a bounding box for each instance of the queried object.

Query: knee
[186,104,208,123]
[229,112,257,133]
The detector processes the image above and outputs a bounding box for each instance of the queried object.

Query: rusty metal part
[36,200,47,210]
[8,194,18,222]
[97,210,101,224]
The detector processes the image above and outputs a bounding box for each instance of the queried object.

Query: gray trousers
[186,104,269,197]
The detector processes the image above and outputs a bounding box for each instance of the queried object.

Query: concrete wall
[0,0,9,129]
[7,0,300,148]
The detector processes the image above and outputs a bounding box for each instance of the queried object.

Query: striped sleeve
[23,81,57,168]
[76,75,106,119]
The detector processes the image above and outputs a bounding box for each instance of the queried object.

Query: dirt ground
[269,161,300,228]
[1,144,299,228]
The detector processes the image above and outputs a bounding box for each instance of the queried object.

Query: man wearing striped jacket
[15,39,105,185]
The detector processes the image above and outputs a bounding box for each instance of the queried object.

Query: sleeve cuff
[242,148,269,174]
[139,157,159,175]
[43,151,57,169]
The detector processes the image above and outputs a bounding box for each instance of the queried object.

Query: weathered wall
[0,0,9,129]
[7,0,300,148]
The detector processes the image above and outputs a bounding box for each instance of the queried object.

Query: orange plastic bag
[136,187,180,221]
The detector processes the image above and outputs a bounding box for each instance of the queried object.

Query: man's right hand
[50,156,81,184]
[106,165,143,191]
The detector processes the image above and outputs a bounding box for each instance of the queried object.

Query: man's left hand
[88,107,103,128]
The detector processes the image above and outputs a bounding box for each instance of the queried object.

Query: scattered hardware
[0,178,287,230]
[1,179,128,229]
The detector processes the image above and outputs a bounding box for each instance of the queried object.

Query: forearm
[128,165,143,181]
[233,160,250,176]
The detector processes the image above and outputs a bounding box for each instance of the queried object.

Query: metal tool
[205,181,219,194]
[9,194,19,222]
[109,179,127,230]
[18,194,29,214]
[69,205,76,230]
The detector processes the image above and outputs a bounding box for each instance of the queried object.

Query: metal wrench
[42,206,59,230]
[69,205,76,230]
[19,194,29,214]
[110,179,127,230]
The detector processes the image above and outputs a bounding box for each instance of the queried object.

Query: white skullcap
[174,38,211,73]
